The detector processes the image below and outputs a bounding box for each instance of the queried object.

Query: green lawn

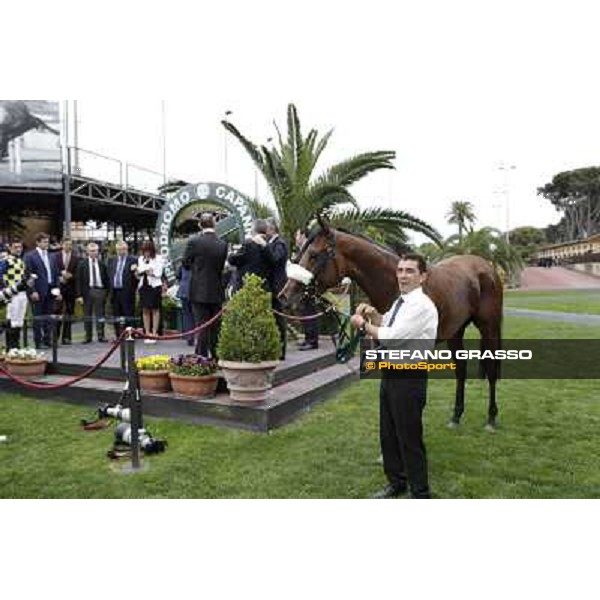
[1,316,599,498]
[504,289,600,315]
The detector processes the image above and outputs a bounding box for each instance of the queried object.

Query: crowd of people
[0,214,318,358]
[0,233,165,349]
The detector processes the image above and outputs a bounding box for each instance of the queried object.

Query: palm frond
[246,197,276,219]
[316,151,396,189]
[328,207,443,246]
[221,121,263,169]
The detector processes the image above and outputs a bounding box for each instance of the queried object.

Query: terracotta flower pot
[218,360,279,403]
[138,370,171,393]
[5,358,47,379]
[169,372,219,398]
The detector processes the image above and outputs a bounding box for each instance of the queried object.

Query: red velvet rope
[0,329,128,391]
[0,306,329,391]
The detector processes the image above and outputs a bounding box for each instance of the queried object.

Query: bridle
[296,230,340,303]
[287,230,359,363]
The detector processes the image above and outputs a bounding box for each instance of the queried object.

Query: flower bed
[169,355,218,398]
[135,355,171,393]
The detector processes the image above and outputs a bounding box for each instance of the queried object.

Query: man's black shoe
[97,338,108,343]
[38,344,50,350]
[412,489,432,499]
[298,341,318,351]
[372,484,408,499]
[82,339,92,344]
[62,339,72,345]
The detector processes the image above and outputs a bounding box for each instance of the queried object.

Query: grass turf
[1,316,599,498]
[504,289,600,315]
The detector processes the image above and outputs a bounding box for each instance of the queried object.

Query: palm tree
[222,104,442,246]
[446,201,476,241]
[445,226,524,281]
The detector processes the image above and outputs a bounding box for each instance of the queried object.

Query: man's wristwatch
[359,321,367,335]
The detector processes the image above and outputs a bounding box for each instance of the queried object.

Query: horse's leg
[474,319,501,431]
[447,330,468,428]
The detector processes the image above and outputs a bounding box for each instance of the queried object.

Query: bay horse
[280,221,504,429]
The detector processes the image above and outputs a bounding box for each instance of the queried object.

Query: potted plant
[169,354,219,398]
[217,274,281,403]
[135,354,171,393]
[4,348,47,379]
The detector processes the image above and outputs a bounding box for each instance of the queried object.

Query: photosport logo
[360,340,600,379]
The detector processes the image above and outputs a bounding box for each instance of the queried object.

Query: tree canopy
[538,167,600,241]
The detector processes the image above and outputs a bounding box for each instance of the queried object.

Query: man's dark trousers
[112,289,135,337]
[271,297,286,360]
[301,298,319,345]
[84,289,107,341]
[192,302,221,358]
[32,294,53,347]
[57,292,76,343]
[380,373,430,498]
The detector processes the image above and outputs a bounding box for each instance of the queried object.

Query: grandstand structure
[0,144,170,248]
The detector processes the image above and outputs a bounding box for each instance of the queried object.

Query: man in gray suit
[76,242,109,343]
[183,213,228,358]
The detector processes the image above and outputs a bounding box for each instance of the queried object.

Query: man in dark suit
[183,213,228,358]
[108,241,137,338]
[24,232,61,349]
[228,219,272,292]
[294,228,319,350]
[262,218,289,360]
[75,242,110,343]
[54,238,79,345]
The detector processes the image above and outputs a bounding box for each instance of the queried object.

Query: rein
[290,230,359,363]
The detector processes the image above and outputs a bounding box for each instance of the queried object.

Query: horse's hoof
[484,423,497,433]
[447,420,460,429]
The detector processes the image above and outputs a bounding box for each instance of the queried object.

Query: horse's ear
[317,212,330,234]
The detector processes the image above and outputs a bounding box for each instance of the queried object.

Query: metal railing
[66,146,171,197]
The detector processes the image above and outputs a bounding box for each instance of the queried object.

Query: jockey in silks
[0,239,29,350]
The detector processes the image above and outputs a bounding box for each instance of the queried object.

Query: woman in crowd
[136,240,164,344]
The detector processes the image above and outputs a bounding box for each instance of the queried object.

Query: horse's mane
[297,225,399,263]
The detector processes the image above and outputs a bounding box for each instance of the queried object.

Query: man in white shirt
[351,254,438,499]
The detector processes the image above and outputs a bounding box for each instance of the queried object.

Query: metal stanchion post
[51,316,58,366]
[22,319,28,348]
[119,318,127,372]
[125,328,142,471]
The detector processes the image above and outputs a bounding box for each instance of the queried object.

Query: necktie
[42,251,52,283]
[115,257,124,288]
[388,296,404,326]
[92,259,98,288]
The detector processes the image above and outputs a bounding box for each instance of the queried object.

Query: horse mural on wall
[280,215,504,430]
[0,100,60,160]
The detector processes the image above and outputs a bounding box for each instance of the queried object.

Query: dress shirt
[89,258,103,288]
[378,287,438,341]
[114,255,125,288]
[37,247,52,282]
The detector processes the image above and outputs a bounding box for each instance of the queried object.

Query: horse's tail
[477,262,503,382]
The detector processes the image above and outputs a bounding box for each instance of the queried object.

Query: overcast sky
[11,0,600,244]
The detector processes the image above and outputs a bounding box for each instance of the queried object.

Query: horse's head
[279,217,343,310]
